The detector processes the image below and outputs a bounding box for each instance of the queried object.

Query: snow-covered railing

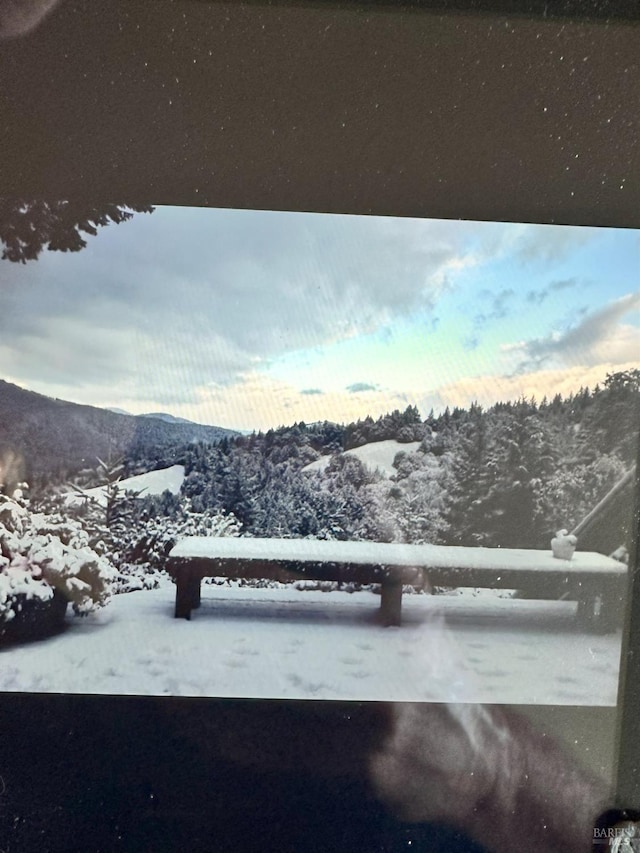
[167,537,627,631]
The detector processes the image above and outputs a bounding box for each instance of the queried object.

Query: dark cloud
[526,289,547,305]
[526,277,580,305]
[550,278,579,292]
[470,288,515,347]
[346,382,378,393]
[513,292,640,373]
[0,207,488,401]
[474,288,515,326]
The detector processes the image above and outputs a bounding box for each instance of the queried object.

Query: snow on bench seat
[167,537,627,630]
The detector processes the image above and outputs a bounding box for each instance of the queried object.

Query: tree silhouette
[0,198,154,263]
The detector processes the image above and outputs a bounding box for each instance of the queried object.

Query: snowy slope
[0,580,621,706]
[303,440,422,478]
[66,464,185,507]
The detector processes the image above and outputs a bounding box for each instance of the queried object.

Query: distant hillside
[0,379,236,487]
[302,439,423,478]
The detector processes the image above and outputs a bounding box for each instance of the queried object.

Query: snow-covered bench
[167,537,627,631]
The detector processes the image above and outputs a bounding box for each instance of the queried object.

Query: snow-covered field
[0,580,621,705]
[303,440,422,477]
[65,464,185,506]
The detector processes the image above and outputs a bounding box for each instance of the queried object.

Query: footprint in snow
[232,646,259,657]
[554,675,580,685]
[589,662,612,674]
[286,673,331,695]
[224,658,247,669]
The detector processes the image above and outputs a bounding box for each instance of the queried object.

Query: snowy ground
[65,464,185,506]
[302,439,422,477]
[0,580,621,705]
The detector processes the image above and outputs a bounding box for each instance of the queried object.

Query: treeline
[123,370,639,552]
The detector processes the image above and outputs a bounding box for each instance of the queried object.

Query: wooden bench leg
[190,575,201,610]
[175,571,193,620]
[380,582,402,627]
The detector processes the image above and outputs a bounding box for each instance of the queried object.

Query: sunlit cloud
[419,361,640,412]
[166,373,412,431]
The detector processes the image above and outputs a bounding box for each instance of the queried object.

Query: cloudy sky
[0,206,638,431]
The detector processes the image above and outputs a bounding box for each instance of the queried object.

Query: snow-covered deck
[0,580,623,706]
[168,537,627,630]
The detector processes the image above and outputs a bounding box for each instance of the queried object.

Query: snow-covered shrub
[0,492,116,622]
[28,533,115,613]
[0,560,53,624]
[35,485,242,595]
[112,495,241,593]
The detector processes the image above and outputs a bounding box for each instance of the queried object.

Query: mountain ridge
[139,412,200,425]
[0,379,236,487]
